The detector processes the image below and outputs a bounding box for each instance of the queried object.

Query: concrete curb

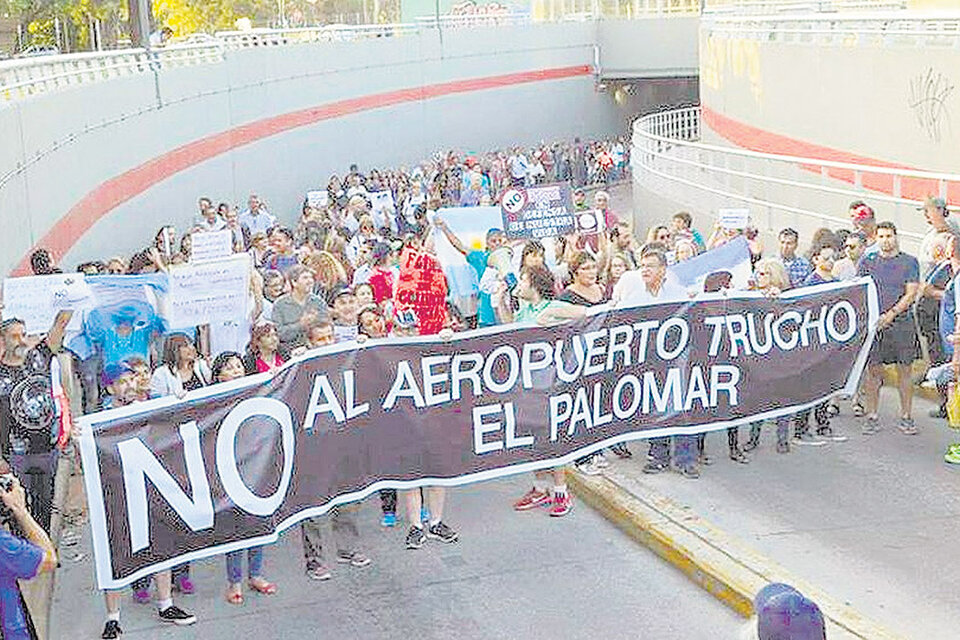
[567,468,906,640]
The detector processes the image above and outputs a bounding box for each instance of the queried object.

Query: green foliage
[2,0,402,52]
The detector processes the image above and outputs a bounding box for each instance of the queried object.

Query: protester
[208,352,280,603]
[244,322,285,374]
[0,460,58,640]
[858,222,921,436]
[777,228,813,288]
[741,259,793,455]
[0,311,73,532]
[239,193,276,236]
[512,265,582,516]
[272,265,329,352]
[99,363,196,638]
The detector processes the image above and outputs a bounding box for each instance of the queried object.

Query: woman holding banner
[740,259,793,456]
[212,352,280,604]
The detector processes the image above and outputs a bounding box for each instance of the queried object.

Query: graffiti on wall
[908,68,954,144]
[700,33,763,106]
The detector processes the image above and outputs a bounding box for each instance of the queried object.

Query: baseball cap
[918,195,948,211]
[101,362,135,387]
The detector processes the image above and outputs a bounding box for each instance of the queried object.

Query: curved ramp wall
[0,23,627,275]
[699,18,960,180]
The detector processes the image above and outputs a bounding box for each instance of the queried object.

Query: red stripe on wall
[701,105,959,208]
[14,64,592,275]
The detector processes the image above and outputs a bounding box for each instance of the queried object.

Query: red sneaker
[549,494,572,517]
[513,488,550,511]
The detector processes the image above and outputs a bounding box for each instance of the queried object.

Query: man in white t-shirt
[611,244,699,479]
[611,244,688,309]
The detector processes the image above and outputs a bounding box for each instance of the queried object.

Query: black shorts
[868,320,919,366]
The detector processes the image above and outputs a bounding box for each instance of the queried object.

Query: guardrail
[0,5,694,104]
[704,11,960,47]
[631,106,960,241]
[703,0,906,14]
[0,43,224,102]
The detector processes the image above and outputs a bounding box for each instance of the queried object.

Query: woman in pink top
[244,323,285,374]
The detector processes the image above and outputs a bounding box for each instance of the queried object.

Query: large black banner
[80,280,877,588]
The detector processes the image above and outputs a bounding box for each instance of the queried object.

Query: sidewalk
[575,387,958,640]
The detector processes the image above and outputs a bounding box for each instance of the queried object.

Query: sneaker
[861,416,881,436]
[305,562,332,581]
[405,526,426,550]
[698,453,713,466]
[852,403,865,418]
[594,453,610,469]
[930,406,947,419]
[609,443,632,459]
[132,588,151,605]
[420,506,430,523]
[513,487,550,511]
[101,620,122,639]
[381,512,397,527]
[792,432,826,446]
[816,426,848,442]
[158,605,197,626]
[945,449,960,464]
[642,461,668,474]
[426,521,459,543]
[776,441,790,454]
[575,458,604,476]
[173,575,195,595]
[827,403,841,418]
[549,494,572,517]
[678,465,700,479]
[948,443,960,453]
[336,551,372,568]
[898,417,918,436]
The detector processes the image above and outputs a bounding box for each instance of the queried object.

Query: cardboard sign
[166,256,250,330]
[500,182,575,239]
[718,208,750,230]
[395,247,447,335]
[190,230,233,263]
[306,190,329,209]
[2,273,91,334]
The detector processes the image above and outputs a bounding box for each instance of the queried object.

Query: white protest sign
[190,230,233,263]
[370,190,395,214]
[2,273,91,334]
[166,256,250,330]
[718,208,750,230]
[306,190,329,209]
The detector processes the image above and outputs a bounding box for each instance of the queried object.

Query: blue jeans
[225,547,264,584]
[649,435,697,468]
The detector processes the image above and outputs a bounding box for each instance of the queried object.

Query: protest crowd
[0,127,950,640]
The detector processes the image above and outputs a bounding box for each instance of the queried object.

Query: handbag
[947,383,960,430]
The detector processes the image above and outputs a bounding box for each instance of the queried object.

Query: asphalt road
[51,474,744,640]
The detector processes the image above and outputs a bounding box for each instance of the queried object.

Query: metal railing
[0,43,224,101]
[703,0,907,14]
[632,107,960,242]
[704,11,960,47]
[0,4,695,104]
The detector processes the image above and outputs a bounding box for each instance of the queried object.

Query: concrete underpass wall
[0,22,636,275]
[698,24,960,175]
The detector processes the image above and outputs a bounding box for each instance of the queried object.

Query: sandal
[898,417,918,436]
[225,588,243,605]
[247,578,278,595]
